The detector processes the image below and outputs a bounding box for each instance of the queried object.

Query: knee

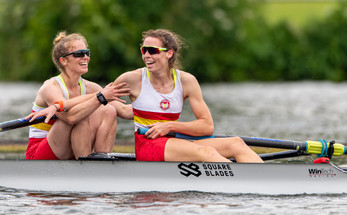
[234,136,247,146]
[100,105,117,120]
[227,137,248,151]
[196,146,220,159]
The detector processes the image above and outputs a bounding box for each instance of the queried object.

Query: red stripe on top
[133,108,180,121]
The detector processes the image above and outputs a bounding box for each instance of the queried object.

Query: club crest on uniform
[160,99,170,110]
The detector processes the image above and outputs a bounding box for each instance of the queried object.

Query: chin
[80,70,88,75]
[146,65,155,71]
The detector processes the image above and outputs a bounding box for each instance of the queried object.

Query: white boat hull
[1,160,346,195]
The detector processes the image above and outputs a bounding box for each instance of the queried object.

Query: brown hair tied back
[142,29,185,70]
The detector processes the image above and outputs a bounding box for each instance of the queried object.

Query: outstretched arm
[110,101,133,120]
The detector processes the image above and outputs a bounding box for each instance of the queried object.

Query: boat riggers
[137,128,347,158]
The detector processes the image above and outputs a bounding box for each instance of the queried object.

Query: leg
[92,105,117,153]
[194,137,264,163]
[70,116,93,159]
[164,138,231,162]
[71,105,117,159]
[46,119,74,160]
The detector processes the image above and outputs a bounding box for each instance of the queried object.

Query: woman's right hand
[101,82,130,103]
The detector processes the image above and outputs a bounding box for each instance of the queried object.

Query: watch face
[97,92,107,105]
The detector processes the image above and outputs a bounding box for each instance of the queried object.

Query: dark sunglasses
[61,49,90,58]
[140,46,168,55]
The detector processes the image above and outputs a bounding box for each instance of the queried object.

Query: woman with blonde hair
[26,31,130,160]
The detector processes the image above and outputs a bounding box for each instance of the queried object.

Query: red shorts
[26,137,59,160]
[135,133,171,161]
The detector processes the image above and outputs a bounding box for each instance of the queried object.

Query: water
[1,81,347,214]
[1,188,347,215]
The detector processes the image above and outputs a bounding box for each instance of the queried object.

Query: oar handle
[238,136,304,150]
[0,116,56,132]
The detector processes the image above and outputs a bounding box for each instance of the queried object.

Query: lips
[145,59,155,68]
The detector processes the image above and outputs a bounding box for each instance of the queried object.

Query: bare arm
[64,82,130,124]
[108,69,143,120]
[109,101,133,120]
[145,72,214,139]
[26,79,130,124]
[113,69,142,102]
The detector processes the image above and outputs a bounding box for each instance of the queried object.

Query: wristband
[53,104,60,112]
[54,100,66,112]
[97,92,108,105]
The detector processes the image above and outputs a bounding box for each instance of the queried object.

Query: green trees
[1,0,347,82]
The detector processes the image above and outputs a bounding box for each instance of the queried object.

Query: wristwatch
[97,92,108,105]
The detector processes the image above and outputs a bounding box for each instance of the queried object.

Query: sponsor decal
[178,163,234,177]
[178,163,201,177]
[203,163,234,177]
[160,99,170,111]
[308,168,336,177]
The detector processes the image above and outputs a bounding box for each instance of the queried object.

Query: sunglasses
[61,49,90,58]
[140,46,168,55]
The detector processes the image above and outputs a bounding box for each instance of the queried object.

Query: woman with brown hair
[113,29,263,163]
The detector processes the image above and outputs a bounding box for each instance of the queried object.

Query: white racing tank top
[29,75,86,138]
[132,67,183,132]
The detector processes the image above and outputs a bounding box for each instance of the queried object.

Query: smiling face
[142,37,173,74]
[60,40,90,75]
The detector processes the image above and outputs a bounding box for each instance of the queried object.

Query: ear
[166,49,174,59]
[59,57,68,66]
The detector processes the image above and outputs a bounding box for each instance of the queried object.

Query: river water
[1,81,347,214]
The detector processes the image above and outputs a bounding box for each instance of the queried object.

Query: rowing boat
[1,117,347,194]
[0,153,346,194]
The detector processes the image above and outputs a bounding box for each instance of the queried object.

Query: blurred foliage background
[1,0,347,83]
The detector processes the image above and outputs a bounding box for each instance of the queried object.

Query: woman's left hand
[25,105,57,123]
[145,122,171,139]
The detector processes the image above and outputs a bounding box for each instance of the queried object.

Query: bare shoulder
[82,78,102,94]
[113,68,143,100]
[180,70,199,85]
[35,78,64,106]
[114,68,142,85]
[38,78,60,94]
[179,70,201,98]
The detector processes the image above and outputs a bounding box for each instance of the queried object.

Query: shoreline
[0,139,28,145]
[0,139,135,153]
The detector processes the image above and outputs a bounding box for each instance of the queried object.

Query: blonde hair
[52,32,88,72]
[142,29,185,70]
